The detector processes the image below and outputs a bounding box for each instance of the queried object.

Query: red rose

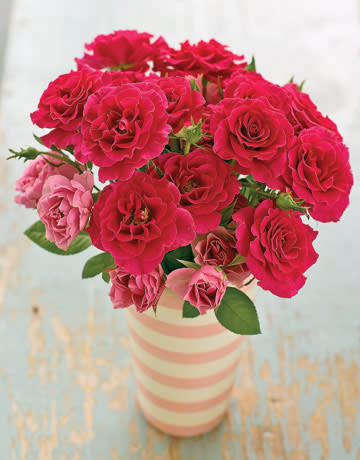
[79,82,171,182]
[284,127,353,222]
[192,227,250,288]
[284,83,341,137]
[87,172,195,275]
[75,29,168,72]
[30,69,104,149]
[149,149,240,233]
[211,97,294,188]
[234,200,318,298]
[155,39,246,82]
[224,70,290,114]
[109,265,165,312]
[101,70,154,85]
[156,77,205,133]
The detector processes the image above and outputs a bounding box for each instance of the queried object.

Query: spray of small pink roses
[9,30,353,335]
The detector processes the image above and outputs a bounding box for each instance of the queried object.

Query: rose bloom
[234,200,318,298]
[284,83,341,137]
[211,97,294,189]
[14,155,78,209]
[284,127,353,222]
[104,70,159,86]
[30,69,104,149]
[87,171,195,275]
[166,265,228,314]
[79,82,171,182]
[149,149,240,233]
[155,39,247,82]
[75,29,168,72]
[37,171,94,250]
[109,265,165,313]
[192,227,250,288]
[224,69,290,114]
[156,76,205,133]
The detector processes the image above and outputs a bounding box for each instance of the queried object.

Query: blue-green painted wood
[0,1,359,459]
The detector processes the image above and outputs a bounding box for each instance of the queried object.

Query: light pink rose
[14,155,78,209]
[109,265,165,313]
[192,227,250,289]
[37,171,94,250]
[166,265,228,314]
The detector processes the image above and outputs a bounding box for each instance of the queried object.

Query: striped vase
[125,281,256,437]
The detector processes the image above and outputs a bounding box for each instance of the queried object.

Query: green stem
[184,141,191,155]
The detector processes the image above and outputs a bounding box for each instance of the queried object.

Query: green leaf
[102,272,111,283]
[190,78,200,92]
[215,287,261,335]
[24,220,91,255]
[220,202,236,226]
[245,56,256,72]
[177,260,201,269]
[226,254,246,266]
[298,79,306,91]
[33,133,44,146]
[161,245,194,274]
[182,300,200,318]
[82,252,115,279]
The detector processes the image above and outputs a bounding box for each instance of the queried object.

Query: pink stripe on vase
[127,321,242,364]
[128,307,226,338]
[137,379,233,413]
[131,350,240,389]
[139,403,228,437]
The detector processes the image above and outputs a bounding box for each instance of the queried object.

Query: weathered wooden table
[1,1,359,458]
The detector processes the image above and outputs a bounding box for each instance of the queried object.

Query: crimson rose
[224,69,290,114]
[234,200,318,298]
[156,76,205,133]
[211,97,294,188]
[31,69,104,149]
[76,29,168,72]
[79,82,171,182]
[284,83,341,137]
[284,127,353,222]
[149,149,240,233]
[155,39,246,82]
[87,171,195,275]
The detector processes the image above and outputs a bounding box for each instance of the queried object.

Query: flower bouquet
[10,30,353,436]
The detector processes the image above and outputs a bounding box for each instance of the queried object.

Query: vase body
[125,281,256,437]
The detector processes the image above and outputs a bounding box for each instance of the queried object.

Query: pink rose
[154,39,246,82]
[233,200,318,298]
[166,265,228,314]
[148,149,240,233]
[37,171,94,250]
[109,265,165,313]
[30,69,104,149]
[87,171,195,275]
[79,82,171,182]
[75,30,168,72]
[192,227,250,288]
[284,83,341,137]
[224,69,290,114]
[284,127,353,222]
[14,155,78,209]
[156,77,205,133]
[211,97,294,189]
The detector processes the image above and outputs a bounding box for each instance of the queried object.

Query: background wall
[0,1,359,459]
